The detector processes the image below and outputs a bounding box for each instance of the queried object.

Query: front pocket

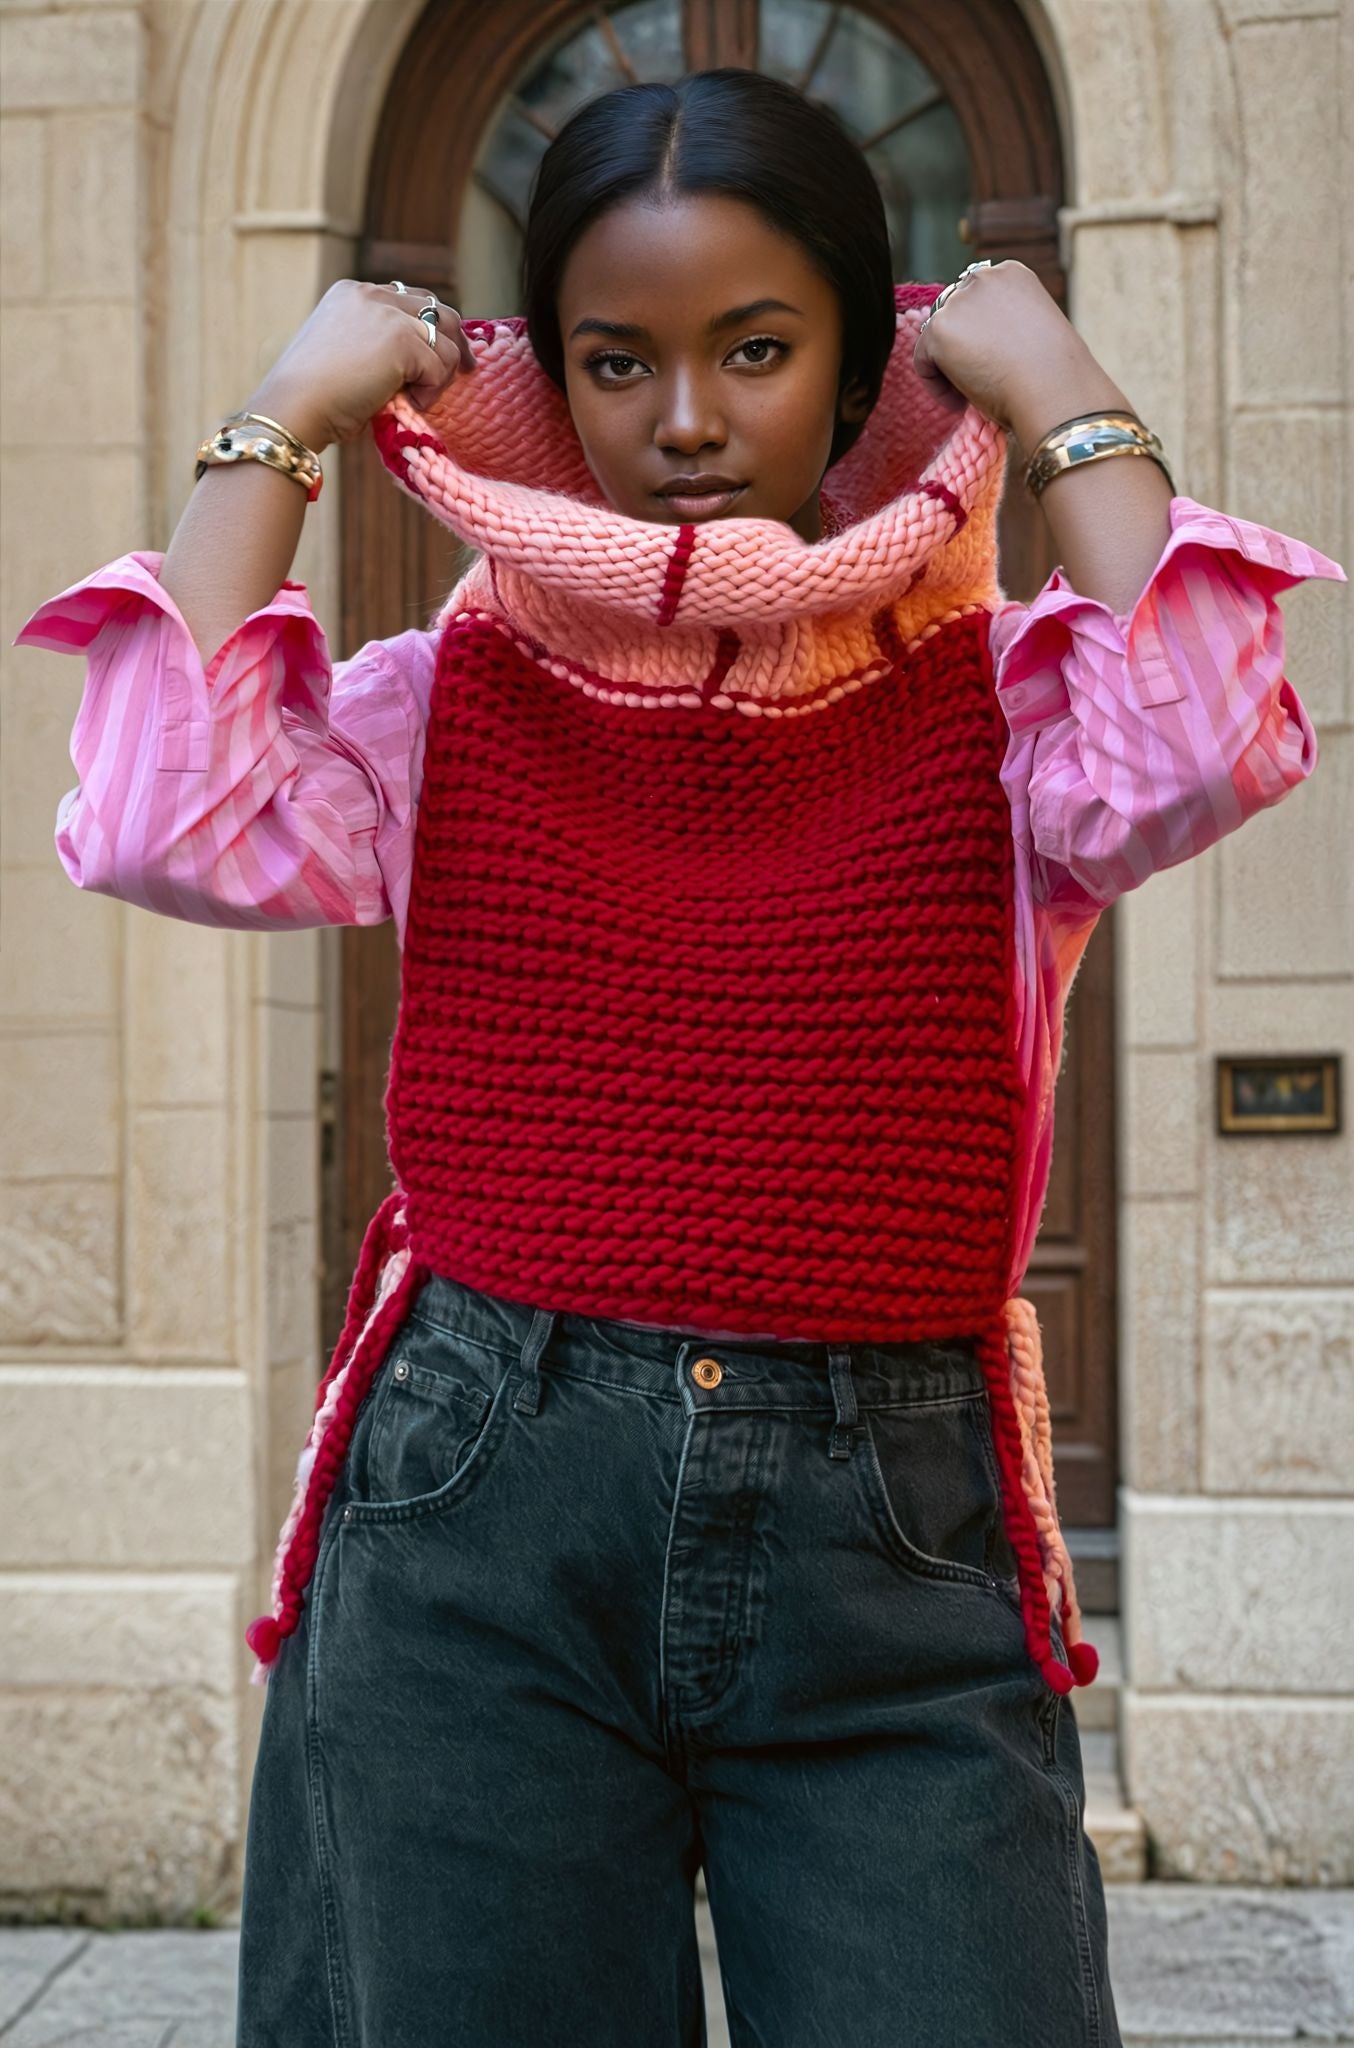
[366,1358,492,1504]
[859,1389,1012,1590]
[344,1314,516,1522]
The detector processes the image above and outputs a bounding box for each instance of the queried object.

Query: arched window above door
[461,0,972,309]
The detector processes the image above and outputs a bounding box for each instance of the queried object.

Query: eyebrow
[568,298,806,343]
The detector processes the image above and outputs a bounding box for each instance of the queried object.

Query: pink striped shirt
[12,493,1346,1283]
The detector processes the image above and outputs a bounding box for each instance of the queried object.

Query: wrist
[1004,343,1132,457]
[240,382,333,457]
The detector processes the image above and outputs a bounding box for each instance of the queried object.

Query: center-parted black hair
[520,68,897,471]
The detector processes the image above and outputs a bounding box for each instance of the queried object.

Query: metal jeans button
[691,1356,723,1388]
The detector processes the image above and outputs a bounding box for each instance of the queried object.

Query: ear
[838,374,872,426]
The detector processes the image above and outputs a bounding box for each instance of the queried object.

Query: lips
[655,483,748,519]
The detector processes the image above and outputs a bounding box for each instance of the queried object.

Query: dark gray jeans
[237,1269,1119,2046]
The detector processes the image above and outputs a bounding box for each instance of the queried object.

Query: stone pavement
[0,1886,1350,2045]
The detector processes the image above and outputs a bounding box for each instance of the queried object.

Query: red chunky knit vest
[390,599,1021,1337]
[246,283,1098,1698]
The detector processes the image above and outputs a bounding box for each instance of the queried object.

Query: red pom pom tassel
[245,1613,283,1665]
[1040,1655,1075,1695]
[1067,1639,1099,1686]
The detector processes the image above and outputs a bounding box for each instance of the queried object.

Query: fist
[911,259,1084,435]
[246,278,479,455]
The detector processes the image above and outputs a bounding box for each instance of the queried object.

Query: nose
[654,369,727,455]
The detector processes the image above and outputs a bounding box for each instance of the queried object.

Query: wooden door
[321,0,1119,1577]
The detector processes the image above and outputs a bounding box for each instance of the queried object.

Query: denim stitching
[339,1365,519,1524]
[656,1410,698,1775]
[667,1421,770,1728]
[1041,1692,1105,2043]
[404,1310,518,1361]
[522,1361,989,1412]
[366,1366,492,1507]
[304,1505,353,2048]
[971,1391,1019,1588]
[859,1410,1014,1594]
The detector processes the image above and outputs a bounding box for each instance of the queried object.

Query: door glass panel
[761,0,971,278]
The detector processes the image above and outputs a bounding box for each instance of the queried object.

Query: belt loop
[827,1344,858,1459]
[512,1305,557,1416]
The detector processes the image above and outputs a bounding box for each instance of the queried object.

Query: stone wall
[0,0,342,1921]
[1043,0,1352,1881]
[0,0,1348,1916]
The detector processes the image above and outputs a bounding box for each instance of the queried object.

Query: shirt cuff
[12,547,321,655]
[989,494,1348,734]
[12,548,334,758]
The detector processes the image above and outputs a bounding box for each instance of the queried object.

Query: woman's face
[557,192,870,542]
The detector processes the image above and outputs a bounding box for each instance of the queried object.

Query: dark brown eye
[730,336,789,368]
[585,351,644,383]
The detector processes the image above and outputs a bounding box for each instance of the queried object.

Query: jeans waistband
[405,1268,987,1413]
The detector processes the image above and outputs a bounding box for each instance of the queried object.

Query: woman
[15,67,1344,2048]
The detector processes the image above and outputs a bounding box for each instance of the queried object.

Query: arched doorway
[322,0,1119,1579]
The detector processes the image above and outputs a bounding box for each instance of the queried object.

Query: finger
[377,285,477,373]
[911,338,968,415]
[393,308,470,409]
[398,336,463,416]
[451,313,478,373]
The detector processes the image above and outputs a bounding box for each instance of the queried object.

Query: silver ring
[388,279,408,294]
[919,258,991,333]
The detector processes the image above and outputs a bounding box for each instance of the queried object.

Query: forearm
[157,378,333,673]
[1006,339,1174,618]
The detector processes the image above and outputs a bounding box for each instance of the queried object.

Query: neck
[790,489,823,544]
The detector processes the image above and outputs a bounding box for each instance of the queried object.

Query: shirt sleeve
[10,548,442,934]
[988,495,1348,916]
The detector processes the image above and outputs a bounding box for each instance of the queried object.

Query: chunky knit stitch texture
[391,600,1019,1333]
[246,283,1097,1697]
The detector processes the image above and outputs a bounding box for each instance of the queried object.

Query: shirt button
[691,1357,723,1388]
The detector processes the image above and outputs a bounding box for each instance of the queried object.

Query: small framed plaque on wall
[1215,1054,1342,1135]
